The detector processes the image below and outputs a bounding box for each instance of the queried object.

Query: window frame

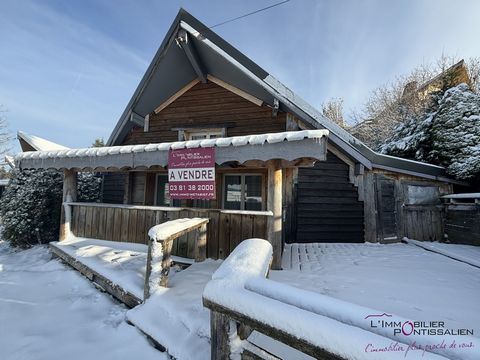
[184,128,225,141]
[222,173,265,211]
[154,173,170,206]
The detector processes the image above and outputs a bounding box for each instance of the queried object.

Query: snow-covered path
[0,241,165,360]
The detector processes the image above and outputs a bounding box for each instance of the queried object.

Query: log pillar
[59,169,77,241]
[267,160,283,270]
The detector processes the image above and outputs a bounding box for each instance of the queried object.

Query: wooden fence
[443,194,480,246]
[68,202,271,259]
[401,204,444,241]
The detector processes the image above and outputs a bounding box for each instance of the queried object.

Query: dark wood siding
[101,173,126,204]
[445,204,480,245]
[122,81,286,145]
[295,152,364,243]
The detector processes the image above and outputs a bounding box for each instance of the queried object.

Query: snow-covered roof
[15,130,329,171]
[17,131,69,152]
[105,9,450,181]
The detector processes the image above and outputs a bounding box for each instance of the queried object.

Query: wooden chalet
[15,9,458,268]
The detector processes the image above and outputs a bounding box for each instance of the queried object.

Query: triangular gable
[106,8,451,180]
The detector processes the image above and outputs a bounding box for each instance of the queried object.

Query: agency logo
[365,313,474,337]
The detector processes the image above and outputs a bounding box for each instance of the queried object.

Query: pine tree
[381,84,480,182]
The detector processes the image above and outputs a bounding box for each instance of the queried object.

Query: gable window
[223,174,264,211]
[184,129,224,141]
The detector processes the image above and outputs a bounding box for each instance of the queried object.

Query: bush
[0,170,102,247]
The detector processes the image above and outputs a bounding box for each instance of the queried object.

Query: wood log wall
[70,203,269,259]
[295,152,364,243]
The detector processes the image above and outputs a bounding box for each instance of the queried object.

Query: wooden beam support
[154,78,200,114]
[267,160,283,270]
[210,310,233,360]
[177,29,207,83]
[59,169,77,241]
[207,75,263,107]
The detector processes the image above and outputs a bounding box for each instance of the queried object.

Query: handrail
[65,202,273,216]
[144,218,209,300]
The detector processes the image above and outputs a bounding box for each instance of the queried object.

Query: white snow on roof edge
[18,130,70,151]
[15,129,329,161]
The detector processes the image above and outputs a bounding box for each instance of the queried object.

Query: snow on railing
[203,240,478,360]
[144,218,209,300]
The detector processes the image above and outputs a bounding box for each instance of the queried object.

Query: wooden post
[194,223,208,262]
[59,169,77,241]
[267,160,283,270]
[210,310,232,360]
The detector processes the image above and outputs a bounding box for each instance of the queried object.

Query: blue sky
[1,0,479,153]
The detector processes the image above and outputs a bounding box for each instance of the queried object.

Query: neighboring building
[17,131,69,152]
[15,10,460,262]
[349,60,472,148]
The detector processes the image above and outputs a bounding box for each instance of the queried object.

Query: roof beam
[207,75,263,107]
[176,29,207,83]
[154,78,200,114]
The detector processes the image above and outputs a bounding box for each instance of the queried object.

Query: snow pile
[381,83,480,180]
[147,218,208,241]
[0,241,164,360]
[127,260,221,360]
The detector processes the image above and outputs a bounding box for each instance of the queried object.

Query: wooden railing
[203,239,345,360]
[67,202,271,259]
[442,193,480,245]
[144,218,209,299]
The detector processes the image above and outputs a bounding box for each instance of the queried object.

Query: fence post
[210,310,233,360]
[59,169,77,241]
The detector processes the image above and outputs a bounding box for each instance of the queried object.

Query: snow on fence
[204,239,478,360]
[443,193,480,246]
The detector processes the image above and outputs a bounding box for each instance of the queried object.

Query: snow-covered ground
[2,239,479,360]
[0,241,165,360]
[274,242,480,336]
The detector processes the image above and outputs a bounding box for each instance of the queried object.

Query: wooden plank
[229,213,242,253]
[207,211,220,259]
[112,208,122,241]
[241,215,254,242]
[253,215,268,239]
[84,206,93,238]
[121,208,130,242]
[136,210,146,244]
[127,209,138,243]
[105,207,115,240]
[90,206,99,239]
[218,213,231,259]
[97,206,107,240]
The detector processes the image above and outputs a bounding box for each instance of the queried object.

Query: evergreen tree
[381,84,480,182]
[0,170,103,247]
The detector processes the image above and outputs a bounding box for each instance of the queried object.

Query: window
[184,129,224,141]
[155,174,171,206]
[405,185,440,205]
[223,174,263,211]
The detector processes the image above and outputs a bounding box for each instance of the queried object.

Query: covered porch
[15,130,329,269]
